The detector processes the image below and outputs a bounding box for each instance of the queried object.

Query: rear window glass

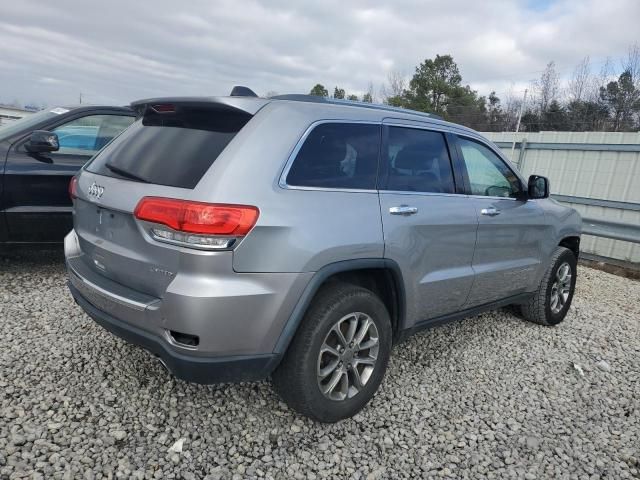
[286,123,380,190]
[86,106,251,189]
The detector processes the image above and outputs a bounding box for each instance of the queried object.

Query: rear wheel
[272,282,392,422]
[518,246,577,326]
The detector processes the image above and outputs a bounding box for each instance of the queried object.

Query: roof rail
[269,94,442,120]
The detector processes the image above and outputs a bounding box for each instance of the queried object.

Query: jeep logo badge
[88,182,104,199]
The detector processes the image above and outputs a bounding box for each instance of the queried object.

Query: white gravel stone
[596,359,612,372]
[109,430,127,441]
[1,249,639,479]
[168,438,185,454]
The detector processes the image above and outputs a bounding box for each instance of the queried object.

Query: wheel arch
[272,259,406,356]
[559,235,580,258]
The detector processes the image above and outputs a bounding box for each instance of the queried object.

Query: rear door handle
[481,207,501,216]
[389,205,418,216]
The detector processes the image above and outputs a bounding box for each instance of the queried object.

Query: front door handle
[481,207,501,216]
[389,205,418,216]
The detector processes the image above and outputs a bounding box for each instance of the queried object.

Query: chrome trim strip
[277,118,525,198]
[68,266,149,312]
[278,185,378,194]
[465,194,519,201]
[149,230,237,250]
[378,190,468,198]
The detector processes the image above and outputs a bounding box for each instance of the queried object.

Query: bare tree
[591,57,615,102]
[362,81,375,103]
[534,61,559,113]
[622,43,640,88]
[502,84,528,131]
[381,70,407,99]
[380,70,406,103]
[568,57,592,102]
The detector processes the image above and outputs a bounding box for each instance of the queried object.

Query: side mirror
[26,130,59,153]
[528,175,549,199]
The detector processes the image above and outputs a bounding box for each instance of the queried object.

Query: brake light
[134,197,259,249]
[151,104,175,113]
[69,176,78,199]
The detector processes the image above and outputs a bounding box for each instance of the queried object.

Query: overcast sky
[1,0,638,107]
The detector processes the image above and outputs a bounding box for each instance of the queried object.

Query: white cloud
[0,0,638,106]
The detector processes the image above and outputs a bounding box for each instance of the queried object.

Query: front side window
[53,114,134,155]
[384,127,455,193]
[286,123,380,190]
[458,137,522,198]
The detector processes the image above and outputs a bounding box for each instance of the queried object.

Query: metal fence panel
[482,131,640,264]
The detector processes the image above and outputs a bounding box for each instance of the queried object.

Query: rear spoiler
[130,96,270,117]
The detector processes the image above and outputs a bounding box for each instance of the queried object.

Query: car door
[4,113,134,242]
[452,135,547,306]
[379,123,478,326]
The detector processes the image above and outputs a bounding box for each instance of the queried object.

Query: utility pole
[79,92,82,105]
[510,88,528,160]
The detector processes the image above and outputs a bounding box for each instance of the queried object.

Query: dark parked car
[0,106,135,244]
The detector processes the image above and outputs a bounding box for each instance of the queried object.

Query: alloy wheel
[316,312,380,401]
[550,262,572,314]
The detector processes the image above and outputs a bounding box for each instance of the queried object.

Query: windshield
[0,109,59,142]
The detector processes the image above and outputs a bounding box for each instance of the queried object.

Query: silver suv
[65,91,581,422]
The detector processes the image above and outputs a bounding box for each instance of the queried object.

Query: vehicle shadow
[0,246,65,270]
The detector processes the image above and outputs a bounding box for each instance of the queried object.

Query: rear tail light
[69,176,78,199]
[134,197,259,250]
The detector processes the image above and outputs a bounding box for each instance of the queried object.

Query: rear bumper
[68,281,280,383]
[63,228,311,384]
[64,228,312,353]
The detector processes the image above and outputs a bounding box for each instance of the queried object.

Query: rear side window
[384,127,455,193]
[286,123,380,190]
[86,105,251,189]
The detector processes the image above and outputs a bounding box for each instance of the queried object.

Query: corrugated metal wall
[482,131,640,263]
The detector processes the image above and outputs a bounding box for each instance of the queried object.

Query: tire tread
[519,246,574,326]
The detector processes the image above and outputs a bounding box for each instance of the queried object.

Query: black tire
[272,282,392,423]
[518,246,577,326]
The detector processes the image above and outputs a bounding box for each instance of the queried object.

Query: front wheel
[272,282,392,422]
[518,246,577,326]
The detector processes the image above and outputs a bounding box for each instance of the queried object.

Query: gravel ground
[1,249,639,480]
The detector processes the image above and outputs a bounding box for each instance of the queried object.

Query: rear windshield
[86,105,252,189]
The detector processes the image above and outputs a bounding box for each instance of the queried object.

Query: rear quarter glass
[286,123,381,190]
[86,105,252,189]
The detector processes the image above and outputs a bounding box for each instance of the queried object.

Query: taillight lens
[134,197,259,249]
[69,176,78,199]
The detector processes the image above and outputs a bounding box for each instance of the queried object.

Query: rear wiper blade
[105,162,149,183]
